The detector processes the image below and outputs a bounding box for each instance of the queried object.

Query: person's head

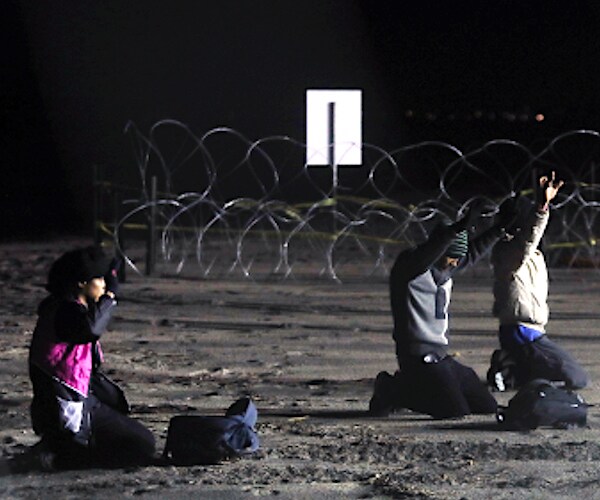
[436,230,468,270]
[79,276,107,303]
[504,196,535,235]
[437,255,460,270]
[46,246,111,301]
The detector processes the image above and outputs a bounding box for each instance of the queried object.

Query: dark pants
[503,334,589,390]
[39,396,155,469]
[87,397,156,467]
[397,355,497,419]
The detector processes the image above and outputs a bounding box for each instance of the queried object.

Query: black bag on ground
[497,378,589,430]
[163,397,259,465]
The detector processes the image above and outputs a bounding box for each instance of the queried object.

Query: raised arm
[459,224,506,269]
[521,171,563,256]
[391,201,485,281]
[391,223,461,282]
[492,172,563,270]
[55,295,117,344]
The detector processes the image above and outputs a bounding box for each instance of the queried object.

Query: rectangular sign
[306,89,362,166]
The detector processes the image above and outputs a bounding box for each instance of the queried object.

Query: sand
[2,239,600,499]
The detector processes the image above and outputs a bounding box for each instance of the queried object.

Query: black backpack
[497,378,589,430]
[163,398,259,465]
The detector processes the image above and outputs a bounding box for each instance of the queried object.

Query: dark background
[4,0,600,238]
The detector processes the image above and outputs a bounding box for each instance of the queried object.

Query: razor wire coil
[101,121,600,280]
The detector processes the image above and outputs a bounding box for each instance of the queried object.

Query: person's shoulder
[37,295,66,315]
[393,246,421,269]
[55,297,87,316]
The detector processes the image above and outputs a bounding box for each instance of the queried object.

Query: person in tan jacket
[488,172,589,390]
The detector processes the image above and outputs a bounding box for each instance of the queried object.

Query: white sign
[306,89,362,166]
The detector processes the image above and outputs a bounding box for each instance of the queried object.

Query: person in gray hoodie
[488,172,589,390]
[369,200,516,418]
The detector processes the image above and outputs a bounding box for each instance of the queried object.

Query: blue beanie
[446,230,468,258]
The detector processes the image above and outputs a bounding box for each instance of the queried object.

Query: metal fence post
[146,176,157,276]
[112,188,126,282]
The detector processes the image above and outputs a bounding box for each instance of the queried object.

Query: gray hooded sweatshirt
[390,223,504,361]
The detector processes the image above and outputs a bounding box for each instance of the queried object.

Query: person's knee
[533,338,590,389]
[408,363,472,418]
[125,421,156,459]
[448,357,498,415]
[469,393,498,415]
[566,367,589,390]
[137,426,156,457]
[429,401,470,420]
[93,417,155,465]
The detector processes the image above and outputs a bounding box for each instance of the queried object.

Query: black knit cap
[46,246,111,295]
[446,230,469,258]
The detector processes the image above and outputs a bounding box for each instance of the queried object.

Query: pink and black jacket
[28,293,117,440]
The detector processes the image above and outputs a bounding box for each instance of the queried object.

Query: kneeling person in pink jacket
[29,246,155,469]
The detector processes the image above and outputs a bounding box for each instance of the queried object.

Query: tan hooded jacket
[491,208,550,331]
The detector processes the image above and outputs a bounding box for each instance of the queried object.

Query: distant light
[405,109,414,118]
[535,113,545,122]
[425,112,437,121]
[473,110,482,119]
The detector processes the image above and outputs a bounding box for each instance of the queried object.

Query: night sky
[4,0,600,238]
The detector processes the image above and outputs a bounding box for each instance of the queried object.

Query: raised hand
[104,257,122,296]
[539,171,564,207]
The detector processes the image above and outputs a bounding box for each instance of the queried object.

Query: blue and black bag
[497,378,589,430]
[163,397,259,465]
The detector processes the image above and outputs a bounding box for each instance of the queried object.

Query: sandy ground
[2,239,600,499]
